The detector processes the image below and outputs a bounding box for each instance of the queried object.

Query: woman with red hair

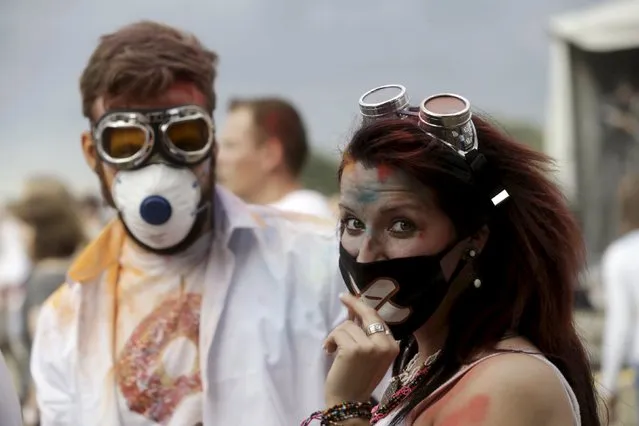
[303,86,599,425]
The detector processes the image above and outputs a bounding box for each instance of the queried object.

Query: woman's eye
[345,218,365,231]
[389,220,415,234]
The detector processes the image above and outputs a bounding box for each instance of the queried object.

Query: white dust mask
[112,164,202,251]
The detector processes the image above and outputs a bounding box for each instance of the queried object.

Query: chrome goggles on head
[93,105,215,170]
[358,84,509,207]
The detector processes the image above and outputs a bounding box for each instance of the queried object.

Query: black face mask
[338,242,468,341]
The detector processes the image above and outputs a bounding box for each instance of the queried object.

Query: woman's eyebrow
[337,203,356,214]
[378,201,425,215]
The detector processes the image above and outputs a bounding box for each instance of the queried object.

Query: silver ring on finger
[365,322,387,336]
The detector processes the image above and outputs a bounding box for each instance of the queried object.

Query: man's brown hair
[80,21,218,120]
[618,173,639,233]
[229,97,309,177]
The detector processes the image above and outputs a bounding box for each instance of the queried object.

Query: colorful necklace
[370,351,440,424]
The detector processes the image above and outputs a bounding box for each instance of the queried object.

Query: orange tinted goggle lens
[165,118,210,152]
[102,127,148,159]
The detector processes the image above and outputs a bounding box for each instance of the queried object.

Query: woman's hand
[323,293,399,407]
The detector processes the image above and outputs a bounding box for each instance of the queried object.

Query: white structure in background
[546,0,639,198]
[546,0,639,310]
[546,0,639,256]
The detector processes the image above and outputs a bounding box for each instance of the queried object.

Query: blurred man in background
[218,97,334,219]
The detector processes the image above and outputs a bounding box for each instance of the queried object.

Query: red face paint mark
[438,394,490,426]
[377,164,393,183]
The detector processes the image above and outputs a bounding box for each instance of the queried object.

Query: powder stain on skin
[438,394,490,426]
[356,189,379,204]
[377,164,393,183]
[342,154,356,175]
[415,366,488,425]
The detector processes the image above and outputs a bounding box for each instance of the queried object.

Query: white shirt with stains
[112,232,211,425]
[30,186,345,426]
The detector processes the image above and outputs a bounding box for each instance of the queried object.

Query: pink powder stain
[376,164,393,183]
[438,394,490,426]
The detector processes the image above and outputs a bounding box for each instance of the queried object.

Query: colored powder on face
[377,164,393,183]
[356,189,379,204]
[342,154,356,175]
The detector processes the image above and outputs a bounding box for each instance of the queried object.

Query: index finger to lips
[339,293,385,329]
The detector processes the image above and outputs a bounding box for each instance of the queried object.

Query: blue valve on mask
[139,195,173,225]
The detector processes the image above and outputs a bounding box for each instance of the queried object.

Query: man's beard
[94,159,216,255]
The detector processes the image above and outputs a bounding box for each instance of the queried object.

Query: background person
[218,97,334,219]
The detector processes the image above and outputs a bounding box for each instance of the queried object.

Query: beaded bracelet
[301,401,373,425]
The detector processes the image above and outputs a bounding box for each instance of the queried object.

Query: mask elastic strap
[436,257,477,316]
[194,200,210,216]
[94,159,117,209]
[195,159,217,231]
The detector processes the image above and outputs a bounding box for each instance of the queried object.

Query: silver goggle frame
[93,105,215,170]
[359,84,411,120]
[358,84,508,206]
[359,84,477,156]
[418,93,477,155]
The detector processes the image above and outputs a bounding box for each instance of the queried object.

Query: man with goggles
[30,21,346,426]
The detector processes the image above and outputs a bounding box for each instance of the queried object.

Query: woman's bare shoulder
[414,350,576,426]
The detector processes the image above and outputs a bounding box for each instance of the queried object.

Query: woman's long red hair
[338,116,600,425]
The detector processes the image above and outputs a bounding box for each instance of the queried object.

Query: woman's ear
[470,225,490,252]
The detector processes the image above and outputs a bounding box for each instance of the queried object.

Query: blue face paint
[356,188,379,204]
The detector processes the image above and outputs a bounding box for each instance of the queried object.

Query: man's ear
[81,131,98,171]
[260,136,284,174]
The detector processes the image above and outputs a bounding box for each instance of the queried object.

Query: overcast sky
[0,0,596,201]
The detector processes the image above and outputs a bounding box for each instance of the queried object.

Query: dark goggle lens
[102,127,148,159]
[422,95,467,116]
[419,94,475,153]
[165,118,210,153]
